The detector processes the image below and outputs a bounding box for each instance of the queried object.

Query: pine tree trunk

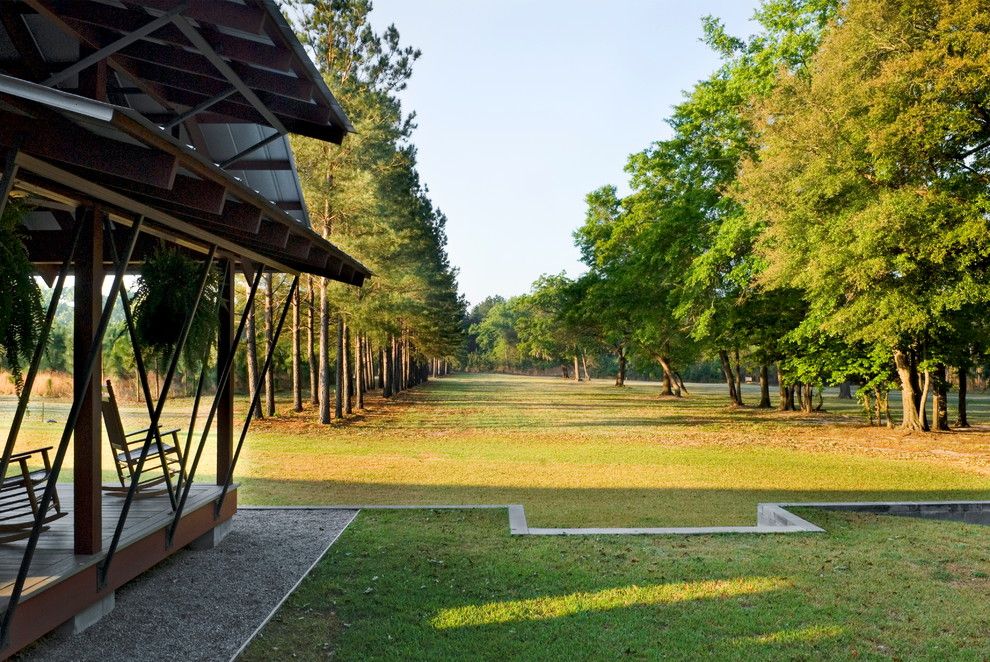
[893,348,924,430]
[308,276,318,406]
[403,332,411,389]
[356,332,365,410]
[292,285,302,413]
[246,294,262,420]
[382,344,392,397]
[335,316,344,419]
[573,355,580,381]
[343,322,352,415]
[263,273,275,417]
[758,364,771,408]
[956,365,969,427]
[719,350,738,404]
[318,278,331,424]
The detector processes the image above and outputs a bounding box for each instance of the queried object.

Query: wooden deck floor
[0,483,222,605]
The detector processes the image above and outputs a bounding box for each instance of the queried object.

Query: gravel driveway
[19,508,356,662]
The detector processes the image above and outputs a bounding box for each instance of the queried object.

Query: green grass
[243,508,990,661]
[236,374,990,527]
[236,374,990,660]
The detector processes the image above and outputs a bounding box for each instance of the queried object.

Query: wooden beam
[223,158,292,170]
[216,259,234,485]
[43,3,187,88]
[257,218,289,248]
[73,207,102,555]
[101,172,227,215]
[48,4,293,70]
[120,0,268,36]
[15,153,298,275]
[0,10,49,81]
[0,113,178,189]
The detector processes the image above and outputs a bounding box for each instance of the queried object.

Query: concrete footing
[188,518,233,551]
[58,592,114,635]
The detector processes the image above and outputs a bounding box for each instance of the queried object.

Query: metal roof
[0,0,352,232]
[0,73,369,283]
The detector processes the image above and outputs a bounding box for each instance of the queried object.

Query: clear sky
[368,1,761,307]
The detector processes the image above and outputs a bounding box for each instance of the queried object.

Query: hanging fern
[0,200,43,393]
[131,244,220,371]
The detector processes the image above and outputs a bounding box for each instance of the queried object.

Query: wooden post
[216,260,235,485]
[73,208,102,554]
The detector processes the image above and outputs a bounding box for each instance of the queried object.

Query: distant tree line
[466,0,990,432]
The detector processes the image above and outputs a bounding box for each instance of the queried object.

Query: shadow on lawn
[237,478,990,527]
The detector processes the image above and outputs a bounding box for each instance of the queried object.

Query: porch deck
[0,483,236,656]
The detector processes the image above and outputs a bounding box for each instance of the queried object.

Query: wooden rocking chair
[102,381,185,498]
[0,446,65,543]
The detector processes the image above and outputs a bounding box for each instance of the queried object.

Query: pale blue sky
[368,1,761,306]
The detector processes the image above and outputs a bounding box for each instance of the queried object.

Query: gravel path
[20,508,356,662]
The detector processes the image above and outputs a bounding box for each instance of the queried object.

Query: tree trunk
[292,284,302,413]
[918,369,931,431]
[318,278,331,424]
[838,382,853,399]
[863,390,875,425]
[307,276,318,406]
[245,294,262,420]
[343,322,352,415]
[356,332,365,410]
[956,365,969,427]
[581,352,591,382]
[733,348,744,406]
[263,273,275,417]
[382,344,392,397]
[573,355,580,381]
[758,364,771,408]
[718,350,738,404]
[794,382,804,411]
[615,346,626,387]
[657,355,678,397]
[802,383,814,413]
[778,373,789,412]
[932,363,949,431]
[335,316,344,419]
[674,372,689,396]
[893,348,924,430]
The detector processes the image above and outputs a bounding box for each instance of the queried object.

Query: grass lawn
[237,374,990,527]
[233,374,990,660]
[6,373,988,527]
[243,508,990,661]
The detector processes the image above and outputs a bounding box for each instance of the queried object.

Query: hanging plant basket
[131,244,220,369]
[0,199,43,392]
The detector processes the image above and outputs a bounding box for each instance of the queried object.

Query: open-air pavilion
[0,1,368,655]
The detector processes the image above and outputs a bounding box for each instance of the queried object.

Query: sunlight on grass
[733,624,844,645]
[430,577,789,629]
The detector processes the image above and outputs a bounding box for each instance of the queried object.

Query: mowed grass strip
[236,374,990,527]
[243,508,990,661]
